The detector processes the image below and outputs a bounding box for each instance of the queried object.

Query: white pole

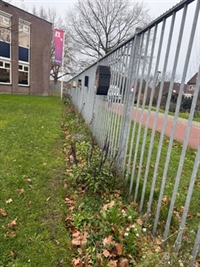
[60,31,65,100]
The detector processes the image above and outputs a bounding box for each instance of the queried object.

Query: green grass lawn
[0,95,71,266]
[0,94,199,267]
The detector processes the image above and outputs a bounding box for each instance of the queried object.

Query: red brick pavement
[131,109,200,149]
[108,103,200,149]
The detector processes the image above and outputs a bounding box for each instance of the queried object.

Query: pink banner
[54,29,64,66]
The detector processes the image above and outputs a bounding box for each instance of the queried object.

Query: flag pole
[60,31,65,100]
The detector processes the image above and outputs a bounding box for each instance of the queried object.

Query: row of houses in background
[131,72,199,112]
[0,0,52,95]
[152,73,199,112]
[155,72,198,100]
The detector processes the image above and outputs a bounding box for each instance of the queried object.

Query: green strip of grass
[0,95,71,267]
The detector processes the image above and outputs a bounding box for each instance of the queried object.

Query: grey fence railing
[67,0,200,264]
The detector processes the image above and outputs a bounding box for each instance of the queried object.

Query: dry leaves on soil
[72,231,88,247]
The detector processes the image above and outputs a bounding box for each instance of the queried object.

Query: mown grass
[125,118,200,251]
[150,105,200,122]
[100,101,199,248]
[0,94,199,267]
[0,95,71,266]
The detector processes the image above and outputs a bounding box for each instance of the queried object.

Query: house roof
[187,73,198,85]
[154,81,189,96]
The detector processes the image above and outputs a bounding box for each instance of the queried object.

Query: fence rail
[67,0,200,264]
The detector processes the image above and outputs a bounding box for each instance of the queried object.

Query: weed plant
[62,96,200,267]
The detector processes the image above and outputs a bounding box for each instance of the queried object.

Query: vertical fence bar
[139,17,167,217]
[175,142,200,252]
[123,31,146,183]
[134,28,156,201]
[190,224,200,267]
[144,8,178,223]
[163,0,200,242]
[109,47,122,158]
[134,24,158,206]
[117,32,141,174]
[115,45,131,154]
[111,45,127,160]
[129,30,151,196]
[153,5,188,235]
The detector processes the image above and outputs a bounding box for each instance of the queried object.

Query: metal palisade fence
[67,0,200,264]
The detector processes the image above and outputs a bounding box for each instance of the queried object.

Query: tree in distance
[66,0,151,67]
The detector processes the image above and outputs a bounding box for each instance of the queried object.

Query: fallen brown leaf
[10,250,15,258]
[196,259,200,265]
[6,198,13,204]
[72,231,87,246]
[7,218,17,229]
[72,257,83,267]
[116,243,123,256]
[136,217,143,226]
[154,245,163,253]
[195,181,200,186]
[180,206,184,213]
[16,188,24,194]
[103,249,111,258]
[0,208,7,216]
[114,190,121,197]
[4,231,16,238]
[119,258,129,267]
[155,237,162,246]
[108,260,118,267]
[102,200,115,211]
[77,248,82,255]
[130,201,138,208]
[65,196,75,205]
[103,235,116,247]
[162,195,168,204]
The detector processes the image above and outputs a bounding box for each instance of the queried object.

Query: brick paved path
[108,102,200,149]
[131,109,200,149]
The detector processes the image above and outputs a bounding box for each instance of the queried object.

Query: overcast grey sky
[7,0,200,79]
[10,0,182,19]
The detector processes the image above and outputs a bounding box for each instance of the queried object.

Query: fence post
[117,29,141,174]
[190,224,200,267]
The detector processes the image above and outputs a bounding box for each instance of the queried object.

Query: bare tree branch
[65,0,151,66]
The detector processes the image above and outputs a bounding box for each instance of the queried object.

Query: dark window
[0,68,10,83]
[0,41,10,58]
[19,46,29,62]
[18,71,28,85]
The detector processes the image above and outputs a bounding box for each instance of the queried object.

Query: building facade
[0,1,52,95]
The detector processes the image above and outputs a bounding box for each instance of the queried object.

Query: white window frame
[0,59,11,84]
[18,19,31,87]
[0,12,11,59]
[18,62,29,86]
[18,19,30,49]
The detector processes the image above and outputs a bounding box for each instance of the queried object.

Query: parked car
[107,85,122,102]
